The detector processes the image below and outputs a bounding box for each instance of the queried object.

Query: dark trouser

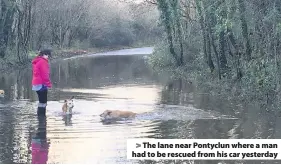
[36,89,48,116]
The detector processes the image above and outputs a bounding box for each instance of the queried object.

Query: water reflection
[62,114,73,126]
[31,116,49,164]
[0,103,16,163]
[51,55,158,90]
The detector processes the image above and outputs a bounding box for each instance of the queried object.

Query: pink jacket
[32,56,52,88]
[31,140,49,164]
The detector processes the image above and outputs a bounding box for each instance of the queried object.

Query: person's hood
[32,56,47,65]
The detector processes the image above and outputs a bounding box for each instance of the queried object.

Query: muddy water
[0,48,280,164]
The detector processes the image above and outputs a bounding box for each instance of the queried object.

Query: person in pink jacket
[32,49,52,116]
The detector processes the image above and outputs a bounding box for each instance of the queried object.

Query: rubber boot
[37,107,46,117]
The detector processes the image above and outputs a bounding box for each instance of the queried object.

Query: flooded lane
[0,48,280,164]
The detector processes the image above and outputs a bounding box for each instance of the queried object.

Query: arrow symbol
[136,143,141,148]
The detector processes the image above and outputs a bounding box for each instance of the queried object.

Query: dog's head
[0,90,4,97]
[99,110,113,119]
[64,96,74,108]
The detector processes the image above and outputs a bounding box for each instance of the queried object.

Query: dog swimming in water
[99,110,137,121]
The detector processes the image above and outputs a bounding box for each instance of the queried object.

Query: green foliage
[0,0,162,66]
[241,58,277,94]
[148,42,177,69]
[150,0,281,102]
[90,18,136,47]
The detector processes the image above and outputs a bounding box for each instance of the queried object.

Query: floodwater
[0,47,281,164]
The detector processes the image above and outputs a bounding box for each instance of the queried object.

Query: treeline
[150,0,281,95]
[0,0,161,64]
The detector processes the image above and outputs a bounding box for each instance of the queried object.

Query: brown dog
[62,96,74,114]
[99,110,137,120]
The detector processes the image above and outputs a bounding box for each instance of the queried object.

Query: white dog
[62,96,74,114]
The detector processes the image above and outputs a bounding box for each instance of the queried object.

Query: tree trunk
[195,0,215,72]
[237,0,252,61]
[157,0,180,66]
